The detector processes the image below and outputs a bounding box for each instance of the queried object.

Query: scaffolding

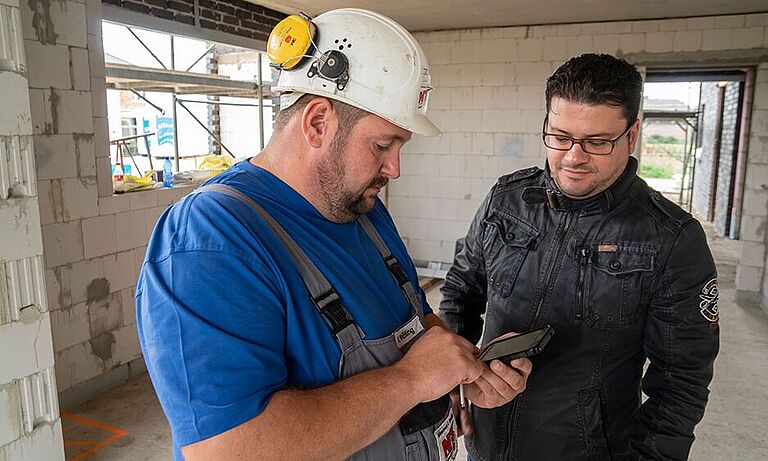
[104,26,272,173]
[641,110,700,212]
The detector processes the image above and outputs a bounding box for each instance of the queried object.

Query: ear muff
[267,13,316,70]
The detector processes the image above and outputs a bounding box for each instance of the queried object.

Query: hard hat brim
[404,114,441,137]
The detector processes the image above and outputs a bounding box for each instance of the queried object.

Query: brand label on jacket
[434,407,458,461]
[699,278,719,323]
[394,315,423,349]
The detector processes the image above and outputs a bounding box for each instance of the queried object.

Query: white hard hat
[271,9,440,136]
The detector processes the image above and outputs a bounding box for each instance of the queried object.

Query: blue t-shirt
[136,160,430,458]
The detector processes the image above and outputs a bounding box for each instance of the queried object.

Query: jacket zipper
[575,247,589,320]
[529,211,576,328]
[504,211,576,460]
[502,398,520,459]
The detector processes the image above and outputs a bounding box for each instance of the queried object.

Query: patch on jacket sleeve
[699,278,719,325]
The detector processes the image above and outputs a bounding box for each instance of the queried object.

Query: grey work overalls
[196,184,457,461]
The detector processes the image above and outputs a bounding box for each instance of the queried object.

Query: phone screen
[477,326,552,363]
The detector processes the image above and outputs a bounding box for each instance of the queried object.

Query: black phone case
[478,325,555,364]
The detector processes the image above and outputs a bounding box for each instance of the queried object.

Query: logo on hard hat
[417,68,433,111]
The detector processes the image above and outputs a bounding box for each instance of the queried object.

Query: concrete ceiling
[252,0,768,32]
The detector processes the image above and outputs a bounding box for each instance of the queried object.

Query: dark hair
[273,94,369,134]
[545,53,643,124]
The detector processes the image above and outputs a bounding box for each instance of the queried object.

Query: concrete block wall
[18,0,194,404]
[744,63,768,299]
[0,0,64,458]
[395,14,768,300]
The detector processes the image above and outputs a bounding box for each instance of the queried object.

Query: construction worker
[137,9,531,460]
[440,54,719,460]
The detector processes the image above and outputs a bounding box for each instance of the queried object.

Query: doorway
[640,70,749,239]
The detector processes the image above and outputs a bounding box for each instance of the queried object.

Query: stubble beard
[317,134,389,223]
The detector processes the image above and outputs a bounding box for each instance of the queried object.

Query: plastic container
[113,163,124,186]
[163,158,173,188]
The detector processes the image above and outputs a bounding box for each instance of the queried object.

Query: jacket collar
[522,157,638,215]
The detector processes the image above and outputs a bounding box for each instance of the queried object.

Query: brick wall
[0,0,65,458]
[715,82,743,235]
[692,83,720,218]
[102,0,284,42]
[398,14,768,299]
[692,81,741,237]
[695,82,743,237]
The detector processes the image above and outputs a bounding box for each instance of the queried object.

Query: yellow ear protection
[267,12,350,91]
[267,13,316,70]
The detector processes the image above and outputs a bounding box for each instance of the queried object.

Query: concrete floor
[62,222,768,460]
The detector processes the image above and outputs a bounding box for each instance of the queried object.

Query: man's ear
[628,118,641,154]
[300,97,336,149]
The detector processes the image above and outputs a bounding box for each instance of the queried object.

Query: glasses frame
[541,116,633,156]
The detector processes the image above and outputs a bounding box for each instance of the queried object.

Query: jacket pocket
[577,386,611,461]
[482,211,540,298]
[575,242,657,329]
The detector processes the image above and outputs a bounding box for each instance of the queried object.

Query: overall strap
[358,215,425,322]
[193,184,361,348]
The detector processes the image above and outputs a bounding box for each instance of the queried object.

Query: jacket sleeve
[630,220,720,460]
[438,189,494,345]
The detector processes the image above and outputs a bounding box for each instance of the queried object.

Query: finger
[491,360,527,394]
[509,358,533,378]
[471,374,506,404]
[484,361,523,400]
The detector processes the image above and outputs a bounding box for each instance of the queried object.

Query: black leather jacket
[439,158,719,461]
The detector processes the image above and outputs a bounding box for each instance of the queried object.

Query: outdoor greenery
[647,134,685,145]
[639,163,674,179]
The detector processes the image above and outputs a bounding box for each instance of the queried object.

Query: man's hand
[394,326,485,404]
[465,358,532,408]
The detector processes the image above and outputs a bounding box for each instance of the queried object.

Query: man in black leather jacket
[439,54,719,460]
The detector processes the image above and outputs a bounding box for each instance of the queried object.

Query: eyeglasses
[542,116,633,156]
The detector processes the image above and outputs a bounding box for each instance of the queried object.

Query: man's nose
[564,141,591,164]
[380,149,401,179]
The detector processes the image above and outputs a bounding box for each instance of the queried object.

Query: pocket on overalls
[399,395,451,435]
[400,396,456,461]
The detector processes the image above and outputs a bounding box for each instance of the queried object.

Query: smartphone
[477,325,554,364]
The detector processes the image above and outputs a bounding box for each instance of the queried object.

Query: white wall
[0,0,64,458]
[393,14,768,301]
[19,0,193,404]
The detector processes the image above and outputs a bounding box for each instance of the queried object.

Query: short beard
[317,132,388,223]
